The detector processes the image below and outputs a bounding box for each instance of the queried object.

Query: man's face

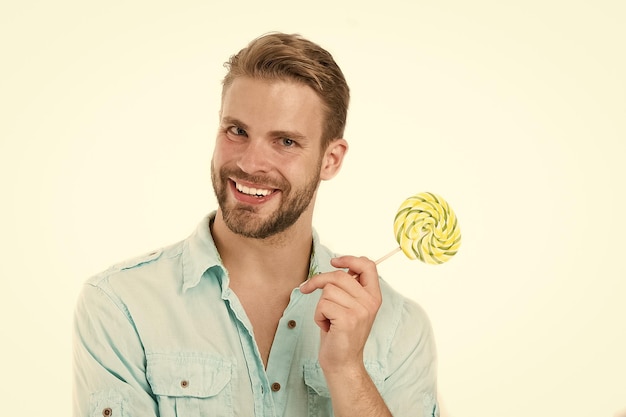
[211,77,327,239]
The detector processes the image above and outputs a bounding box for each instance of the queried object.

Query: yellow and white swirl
[393,192,461,264]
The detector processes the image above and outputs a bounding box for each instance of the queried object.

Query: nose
[236,138,272,174]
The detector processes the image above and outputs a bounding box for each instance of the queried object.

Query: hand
[299,256,382,373]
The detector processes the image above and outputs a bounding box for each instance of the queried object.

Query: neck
[211,209,314,288]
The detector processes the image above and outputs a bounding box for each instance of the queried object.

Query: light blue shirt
[73,213,439,416]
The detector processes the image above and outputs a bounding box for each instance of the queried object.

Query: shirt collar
[182,212,223,292]
[181,211,333,292]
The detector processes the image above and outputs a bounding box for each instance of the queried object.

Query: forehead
[221,77,324,140]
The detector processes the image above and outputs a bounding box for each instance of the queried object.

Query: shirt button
[181,380,189,388]
[287,320,297,329]
[102,408,113,417]
[271,382,281,392]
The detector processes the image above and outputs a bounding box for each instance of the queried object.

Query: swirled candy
[393,192,461,264]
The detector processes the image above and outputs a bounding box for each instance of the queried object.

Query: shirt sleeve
[382,298,440,417]
[73,281,159,417]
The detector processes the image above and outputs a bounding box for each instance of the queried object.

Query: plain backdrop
[1,1,625,416]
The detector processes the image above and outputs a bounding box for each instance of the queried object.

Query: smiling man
[73,32,439,417]
[211,77,329,242]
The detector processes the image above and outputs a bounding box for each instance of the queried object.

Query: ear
[320,138,348,181]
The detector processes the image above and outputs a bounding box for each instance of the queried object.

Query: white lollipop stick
[374,247,403,265]
[350,247,401,278]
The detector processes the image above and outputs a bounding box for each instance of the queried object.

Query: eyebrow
[221,116,249,131]
[221,116,308,141]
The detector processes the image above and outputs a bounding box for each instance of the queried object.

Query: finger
[307,274,380,324]
[313,294,350,332]
[299,270,363,296]
[317,281,364,310]
[299,270,346,293]
[331,256,381,291]
[314,285,370,332]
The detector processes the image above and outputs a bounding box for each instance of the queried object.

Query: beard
[211,161,321,239]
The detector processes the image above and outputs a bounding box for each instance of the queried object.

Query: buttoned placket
[212,239,326,417]
[221,285,276,416]
[264,288,306,415]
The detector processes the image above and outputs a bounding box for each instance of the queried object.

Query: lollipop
[374,192,461,266]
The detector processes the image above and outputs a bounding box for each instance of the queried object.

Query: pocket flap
[303,363,330,397]
[147,353,232,398]
[89,389,127,417]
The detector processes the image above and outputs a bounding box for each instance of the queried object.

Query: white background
[1,1,625,416]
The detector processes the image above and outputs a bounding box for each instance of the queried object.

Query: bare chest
[234,288,292,368]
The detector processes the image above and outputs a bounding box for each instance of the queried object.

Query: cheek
[288,161,321,186]
[212,138,234,166]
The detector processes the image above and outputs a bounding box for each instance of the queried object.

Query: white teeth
[235,182,273,197]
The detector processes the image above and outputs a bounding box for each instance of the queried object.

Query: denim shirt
[73,213,439,417]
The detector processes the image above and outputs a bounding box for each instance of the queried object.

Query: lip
[229,179,280,205]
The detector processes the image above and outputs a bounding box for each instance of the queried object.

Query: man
[73,32,439,417]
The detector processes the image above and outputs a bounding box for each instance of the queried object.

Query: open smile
[230,179,280,203]
[235,181,276,197]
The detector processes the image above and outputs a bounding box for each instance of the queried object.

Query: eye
[227,126,247,137]
[280,138,296,147]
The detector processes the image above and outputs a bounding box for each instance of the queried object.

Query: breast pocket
[303,361,385,417]
[146,352,233,417]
